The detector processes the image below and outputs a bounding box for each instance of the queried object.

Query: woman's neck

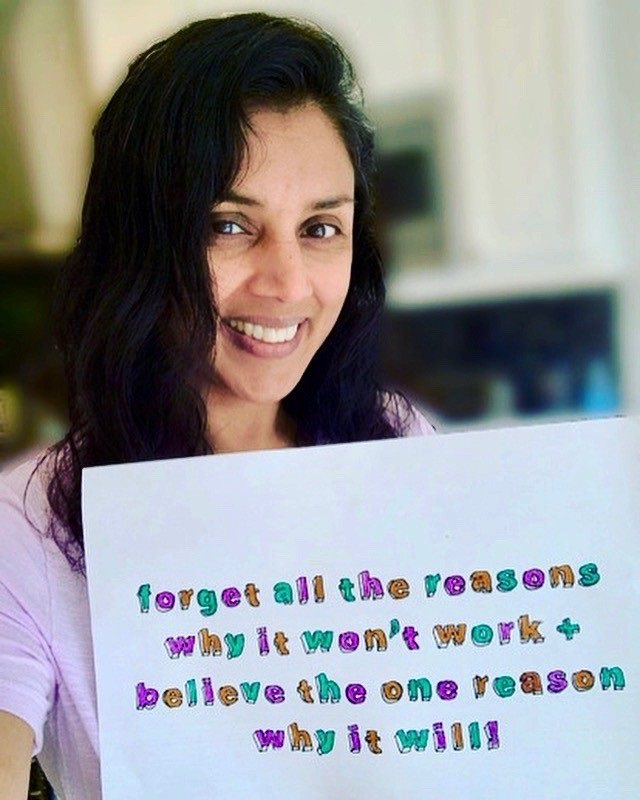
[205,392,295,454]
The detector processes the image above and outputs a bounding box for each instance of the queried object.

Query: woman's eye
[211,219,245,236]
[305,222,340,239]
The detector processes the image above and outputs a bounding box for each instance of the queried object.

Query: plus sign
[556,617,581,640]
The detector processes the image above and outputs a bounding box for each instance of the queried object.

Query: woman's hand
[0,711,33,799]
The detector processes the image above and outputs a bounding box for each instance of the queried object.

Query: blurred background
[1,0,639,464]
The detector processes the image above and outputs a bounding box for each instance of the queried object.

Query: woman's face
[207,103,354,406]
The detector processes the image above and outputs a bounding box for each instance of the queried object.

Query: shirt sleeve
[404,405,436,436]
[0,482,56,755]
[382,391,437,436]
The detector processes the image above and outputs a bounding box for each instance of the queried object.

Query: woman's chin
[212,375,302,407]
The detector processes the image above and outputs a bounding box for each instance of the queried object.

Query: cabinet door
[446,0,577,262]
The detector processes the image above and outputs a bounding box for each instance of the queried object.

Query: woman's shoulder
[0,449,53,599]
[0,449,51,530]
[380,391,436,437]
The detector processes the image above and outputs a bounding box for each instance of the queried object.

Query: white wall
[5,0,92,250]
[604,0,640,411]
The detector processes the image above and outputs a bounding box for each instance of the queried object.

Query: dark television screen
[375,148,436,221]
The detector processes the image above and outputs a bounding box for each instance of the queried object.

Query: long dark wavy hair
[35,13,414,571]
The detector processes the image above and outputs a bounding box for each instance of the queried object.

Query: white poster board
[82,418,640,799]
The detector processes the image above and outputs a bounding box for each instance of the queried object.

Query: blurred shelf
[0,251,65,274]
[386,260,624,309]
[435,409,622,434]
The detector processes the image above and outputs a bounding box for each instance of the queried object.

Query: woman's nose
[247,236,312,304]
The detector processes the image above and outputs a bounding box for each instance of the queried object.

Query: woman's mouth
[227,318,299,343]
[221,317,306,357]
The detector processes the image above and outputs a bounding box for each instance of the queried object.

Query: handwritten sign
[82,418,640,798]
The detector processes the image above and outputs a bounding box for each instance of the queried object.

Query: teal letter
[471,624,494,646]
[407,678,432,702]
[578,562,600,587]
[600,666,625,690]
[224,632,245,659]
[240,682,261,703]
[496,569,517,592]
[468,721,481,750]
[315,672,341,703]
[338,578,356,602]
[315,729,336,754]
[424,574,441,597]
[185,678,197,706]
[395,729,429,753]
[301,630,334,654]
[137,584,151,613]
[493,675,516,697]
[273,582,294,604]
[197,588,218,617]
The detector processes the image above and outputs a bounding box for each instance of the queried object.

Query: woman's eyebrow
[216,190,354,210]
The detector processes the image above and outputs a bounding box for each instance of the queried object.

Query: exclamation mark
[485,720,500,749]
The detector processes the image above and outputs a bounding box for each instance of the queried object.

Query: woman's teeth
[227,319,299,343]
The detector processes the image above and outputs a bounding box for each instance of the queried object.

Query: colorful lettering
[162,688,183,708]
[224,632,245,659]
[381,680,403,703]
[549,565,575,587]
[264,685,285,704]
[444,575,466,596]
[315,672,341,703]
[496,569,517,592]
[358,570,384,600]
[522,568,545,589]
[164,635,195,659]
[301,630,334,654]
[136,681,158,710]
[395,728,429,753]
[345,683,367,704]
[519,614,544,643]
[273,582,294,604]
[493,676,516,698]
[470,570,492,593]
[288,723,312,751]
[436,680,458,701]
[387,578,410,599]
[315,729,335,754]
[136,584,151,613]
[471,624,493,646]
[547,670,568,693]
[520,671,543,695]
[578,562,600,587]
[600,666,626,690]
[240,682,261,703]
[197,588,217,617]
[221,587,241,607]
[253,729,285,751]
[338,631,359,652]
[408,677,432,702]
[424,573,441,597]
[364,628,388,651]
[433,623,467,648]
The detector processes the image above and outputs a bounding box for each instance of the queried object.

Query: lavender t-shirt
[0,407,433,799]
[0,455,99,799]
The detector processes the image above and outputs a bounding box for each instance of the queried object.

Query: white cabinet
[442,0,623,269]
[76,0,447,104]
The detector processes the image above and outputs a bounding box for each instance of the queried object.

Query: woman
[0,13,431,799]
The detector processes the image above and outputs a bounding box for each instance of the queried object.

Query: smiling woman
[0,12,431,800]
[208,104,355,451]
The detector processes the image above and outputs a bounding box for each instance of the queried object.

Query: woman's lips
[220,318,307,358]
